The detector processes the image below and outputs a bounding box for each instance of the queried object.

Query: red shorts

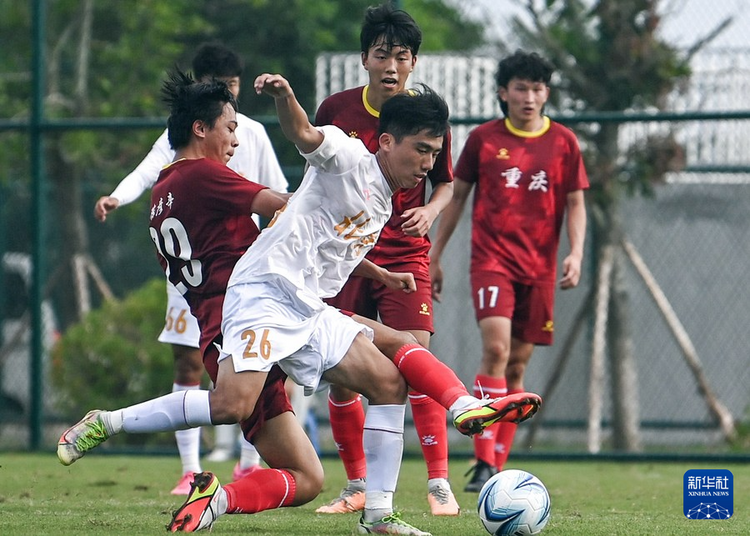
[239,365,292,444]
[325,264,434,333]
[470,271,555,345]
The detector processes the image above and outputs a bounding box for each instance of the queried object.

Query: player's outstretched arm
[94,130,174,221]
[254,73,323,154]
[94,196,120,222]
[249,189,290,220]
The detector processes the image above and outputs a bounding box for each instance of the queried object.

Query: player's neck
[364,84,398,115]
[174,146,204,161]
[375,152,398,194]
[505,115,547,133]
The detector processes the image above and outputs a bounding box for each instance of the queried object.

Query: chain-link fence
[315,46,750,455]
[2,8,749,456]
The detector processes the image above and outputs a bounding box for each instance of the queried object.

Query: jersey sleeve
[301,125,363,173]
[453,127,481,184]
[205,165,269,214]
[428,127,454,186]
[565,135,590,192]
[111,129,174,205]
[314,96,333,126]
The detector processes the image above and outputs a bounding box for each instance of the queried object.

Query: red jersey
[149,158,267,361]
[315,85,453,267]
[455,117,589,284]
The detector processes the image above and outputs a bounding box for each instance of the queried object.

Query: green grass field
[1,453,747,535]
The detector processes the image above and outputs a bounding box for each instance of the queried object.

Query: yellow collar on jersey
[362,85,380,118]
[504,116,551,138]
[362,85,419,119]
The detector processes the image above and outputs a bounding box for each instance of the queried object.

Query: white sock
[362,404,405,519]
[239,437,261,469]
[173,384,202,474]
[448,395,481,420]
[213,487,229,516]
[213,424,237,452]
[109,390,212,434]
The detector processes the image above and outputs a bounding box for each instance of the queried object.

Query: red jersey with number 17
[455,117,589,285]
[315,85,453,267]
[149,158,267,361]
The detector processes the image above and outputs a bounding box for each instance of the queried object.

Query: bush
[52,278,176,446]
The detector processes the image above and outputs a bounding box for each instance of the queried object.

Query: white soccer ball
[477,469,551,535]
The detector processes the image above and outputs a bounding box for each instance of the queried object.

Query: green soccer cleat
[167,472,222,532]
[57,409,110,466]
[453,392,542,436]
[357,512,432,535]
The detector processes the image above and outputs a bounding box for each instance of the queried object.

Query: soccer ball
[477,469,551,535]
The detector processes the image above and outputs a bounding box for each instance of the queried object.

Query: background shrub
[52,278,180,447]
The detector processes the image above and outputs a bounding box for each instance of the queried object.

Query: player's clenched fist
[254,73,292,99]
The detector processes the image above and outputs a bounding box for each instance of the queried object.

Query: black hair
[360,3,422,56]
[495,50,555,116]
[191,42,243,80]
[378,84,449,141]
[161,68,238,150]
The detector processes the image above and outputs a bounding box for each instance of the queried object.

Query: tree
[0,0,484,330]
[504,0,735,449]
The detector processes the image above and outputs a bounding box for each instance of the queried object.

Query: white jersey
[110,112,288,204]
[228,125,393,301]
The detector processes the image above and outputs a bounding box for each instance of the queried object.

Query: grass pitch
[1,452,747,535]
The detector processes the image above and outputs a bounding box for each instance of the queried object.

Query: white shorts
[157,280,200,348]
[220,276,372,395]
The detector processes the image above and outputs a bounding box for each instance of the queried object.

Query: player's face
[498,77,550,130]
[200,75,241,99]
[379,130,443,190]
[362,40,416,100]
[204,103,239,164]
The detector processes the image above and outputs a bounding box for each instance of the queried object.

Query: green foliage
[51,278,173,445]
[0,0,485,329]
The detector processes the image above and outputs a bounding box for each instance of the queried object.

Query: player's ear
[378,132,394,152]
[192,119,207,139]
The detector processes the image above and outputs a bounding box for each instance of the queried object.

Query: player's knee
[374,326,418,358]
[483,340,510,364]
[289,463,325,505]
[363,370,407,404]
[209,394,255,424]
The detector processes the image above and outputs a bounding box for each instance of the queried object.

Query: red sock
[224,468,296,513]
[409,392,448,480]
[393,345,468,409]
[494,388,521,469]
[473,375,507,466]
[328,395,366,480]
